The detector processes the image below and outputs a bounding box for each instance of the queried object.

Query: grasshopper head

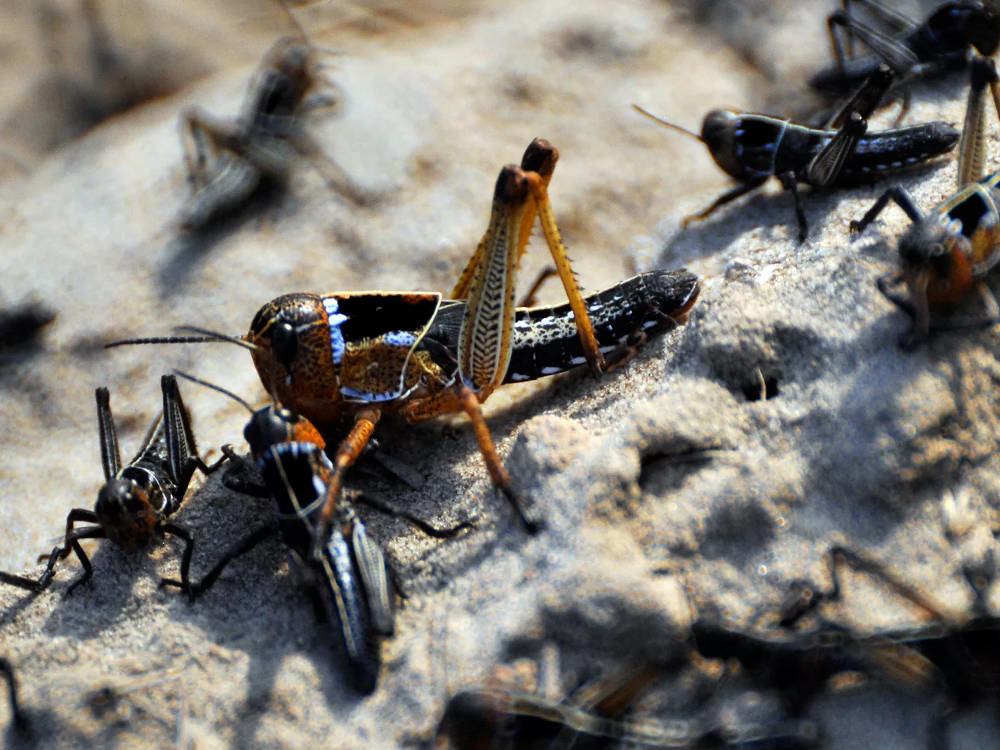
[701,109,745,179]
[247,294,324,383]
[95,478,158,549]
[244,405,325,457]
[898,220,955,279]
[247,38,319,136]
[245,294,343,425]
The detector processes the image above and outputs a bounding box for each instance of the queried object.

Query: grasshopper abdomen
[503,271,699,383]
[840,122,960,183]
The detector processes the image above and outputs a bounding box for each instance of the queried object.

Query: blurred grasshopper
[810,0,1000,100]
[178,2,364,229]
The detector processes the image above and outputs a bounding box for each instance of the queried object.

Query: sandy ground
[2,0,1000,747]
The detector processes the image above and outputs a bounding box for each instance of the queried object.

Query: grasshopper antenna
[105,326,258,352]
[276,0,313,44]
[632,104,704,143]
[173,370,256,414]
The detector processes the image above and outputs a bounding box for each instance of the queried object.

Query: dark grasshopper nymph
[810,0,1000,100]
[178,2,362,229]
[0,375,223,596]
[634,64,959,242]
[110,138,700,551]
[850,55,1000,348]
[160,378,466,694]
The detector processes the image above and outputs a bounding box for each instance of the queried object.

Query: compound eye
[932,250,953,277]
[243,419,260,452]
[271,320,299,368]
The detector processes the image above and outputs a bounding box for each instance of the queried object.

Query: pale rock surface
[2,0,999,748]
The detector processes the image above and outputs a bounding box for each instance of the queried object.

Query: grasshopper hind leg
[454,384,541,534]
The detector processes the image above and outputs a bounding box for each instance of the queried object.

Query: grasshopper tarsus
[501,485,542,535]
[350,492,473,539]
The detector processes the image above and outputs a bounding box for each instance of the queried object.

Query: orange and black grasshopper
[850,55,1000,348]
[178,3,362,229]
[159,375,468,693]
[113,138,699,546]
[810,0,1000,99]
[0,375,223,596]
[634,65,959,242]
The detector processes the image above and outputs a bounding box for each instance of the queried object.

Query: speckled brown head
[245,293,342,425]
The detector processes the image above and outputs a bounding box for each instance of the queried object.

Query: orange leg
[454,384,540,533]
[513,138,557,266]
[450,140,555,302]
[312,408,381,558]
[522,171,605,376]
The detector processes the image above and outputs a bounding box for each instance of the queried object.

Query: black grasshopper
[0,375,222,596]
[160,381,467,694]
[178,9,363,229]
[634,65,959,242]
[850,54,1000,347]
[810,0,1000,99]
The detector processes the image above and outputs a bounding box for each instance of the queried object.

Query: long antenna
[177,326,259,351]
[632,104,704,143]
[174,371,256,415]
[105,326,258,352]
[105,335,220,348]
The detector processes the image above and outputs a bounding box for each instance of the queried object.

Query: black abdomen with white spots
[503,270,698,383]
[838,122,959,185]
